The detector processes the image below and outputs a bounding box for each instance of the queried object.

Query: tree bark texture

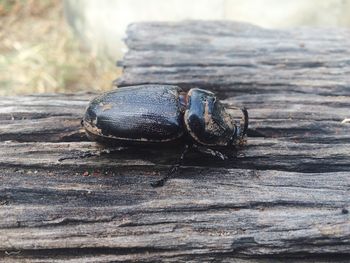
[0,21,349,262]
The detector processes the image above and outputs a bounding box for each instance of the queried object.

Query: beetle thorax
[184,88,236,147]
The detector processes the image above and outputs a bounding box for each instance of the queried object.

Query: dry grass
[0,0,120,95]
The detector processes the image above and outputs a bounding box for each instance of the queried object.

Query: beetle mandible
[82,85,248,186]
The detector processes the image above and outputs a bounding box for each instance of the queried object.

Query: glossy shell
[83,85,185,144]
[184,88,236,146]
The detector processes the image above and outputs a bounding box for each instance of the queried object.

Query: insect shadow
[58,142,245,187]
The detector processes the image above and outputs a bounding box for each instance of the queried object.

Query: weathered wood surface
[1,21,350,262]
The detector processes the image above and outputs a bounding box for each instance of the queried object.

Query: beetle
[82,84,248,186]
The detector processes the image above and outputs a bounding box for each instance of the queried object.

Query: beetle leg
[192,144,228,160]
[151,144,191,187]
[58,151,98,162]
[241,107,249,138]
[58,147,125,162]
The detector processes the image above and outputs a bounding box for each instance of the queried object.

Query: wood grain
[1,21,350,262]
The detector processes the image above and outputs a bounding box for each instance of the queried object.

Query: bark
[1,21,350,262]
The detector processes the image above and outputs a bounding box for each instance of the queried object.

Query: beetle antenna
[240,107,249,138]
[151,144,191,187]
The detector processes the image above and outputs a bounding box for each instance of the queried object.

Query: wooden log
[1,94,349,142]
[116,21,350,97]
[1,21,350,262]
[0,166,349,261]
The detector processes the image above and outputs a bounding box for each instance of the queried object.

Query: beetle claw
[151,164,180,187]
[216,151,228,160]
[150,145,190,187]
[207,149,227,160]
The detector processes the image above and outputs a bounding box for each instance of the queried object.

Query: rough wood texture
[1,21,350,262]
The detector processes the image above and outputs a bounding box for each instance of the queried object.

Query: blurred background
[1,0,350,95]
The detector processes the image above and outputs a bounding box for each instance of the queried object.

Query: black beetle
[82,85,248,186]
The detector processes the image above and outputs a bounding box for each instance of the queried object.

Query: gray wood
[1,21,350,262]
[116,21,350,97]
